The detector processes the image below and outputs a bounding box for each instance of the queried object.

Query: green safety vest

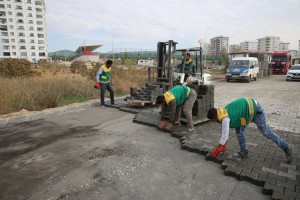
[164,85,190,107]
[99,65,111,83]
[225,97,257,128]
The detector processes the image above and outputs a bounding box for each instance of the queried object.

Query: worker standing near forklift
[156,85,197,133]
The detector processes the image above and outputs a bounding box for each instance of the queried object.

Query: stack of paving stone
[187,84,215,121]
[126,83,164,105]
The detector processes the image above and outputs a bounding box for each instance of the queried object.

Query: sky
[46,0,300,53]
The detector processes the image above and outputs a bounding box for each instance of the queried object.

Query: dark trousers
[100,82,114,106]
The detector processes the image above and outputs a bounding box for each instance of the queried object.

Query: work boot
[233,149,248,159]
[284,147,293,164]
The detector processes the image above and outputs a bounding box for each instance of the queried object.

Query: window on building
[12,52,16,56]
[21,52,27,56]
[30,39,34,43]
[12,45,16,49]
[7,4,11,8]
[9,18,13,22]
[11,38,15,42]
[31,46,35,49]
[4,52,11,56]
[10,32,14,36]
[28,20,33,24]
[27,6,32,10]
[9,25,13,29]
[28,13,32,17]
[19,32,25,36]
[30,33,34,37]
[20,46,26,50]
[29,26,33,30]
[39,52,45,57]
[27,0,31,3]
[8,11,12,15]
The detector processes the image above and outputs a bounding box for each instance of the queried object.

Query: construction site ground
[0,75,299,200]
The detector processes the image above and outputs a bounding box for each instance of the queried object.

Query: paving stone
[130,106,300,199]
[284,188,298,198]
[263,182,284,195]
[272,191,295,200]
[276,180,296,191]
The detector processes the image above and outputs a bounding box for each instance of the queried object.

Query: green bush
[0,58,39,78]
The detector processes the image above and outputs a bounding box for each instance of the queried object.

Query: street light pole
[204,28,210,69]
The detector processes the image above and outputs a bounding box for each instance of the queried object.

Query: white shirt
[219,117,230,145]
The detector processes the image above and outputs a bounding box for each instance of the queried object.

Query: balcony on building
[17,26,24,30]
[1,32,8,36]
[17,19,24,24]
[0,18,6,25]
[16,12,23,17]
[0,11,5,17]
[16,5,22,10]
[39,52,45,57]
[0,4,5,9]
[0,25,7,31]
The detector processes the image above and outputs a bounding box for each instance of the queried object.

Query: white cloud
[46,0,300,52]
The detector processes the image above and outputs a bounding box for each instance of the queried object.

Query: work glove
[211,145,227,158]
[94,82,100,89]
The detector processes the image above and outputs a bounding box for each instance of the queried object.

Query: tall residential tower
[0,0,47,62]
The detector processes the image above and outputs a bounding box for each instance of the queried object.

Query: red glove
[211,145,227,158]
[94,82,100,88]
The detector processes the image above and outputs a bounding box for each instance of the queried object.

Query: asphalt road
[0,75,298,200]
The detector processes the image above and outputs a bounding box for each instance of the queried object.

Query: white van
[226,57,259,83]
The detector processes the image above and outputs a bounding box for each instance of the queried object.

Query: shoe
[173,122,181,126]
[233,150,248,159]
[111,102,118,105]
[101,105,106,108]
[284,147,293,164]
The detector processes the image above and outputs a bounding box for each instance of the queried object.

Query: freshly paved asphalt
[0,75,299,200]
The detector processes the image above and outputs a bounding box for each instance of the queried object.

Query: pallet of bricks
[182,84,215,124]
[126,83,164,106]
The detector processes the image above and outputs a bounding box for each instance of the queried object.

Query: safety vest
[99,65,111,83]
[163,85,190,107]
[217,97,257,128]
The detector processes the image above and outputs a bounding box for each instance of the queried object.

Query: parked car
[226,57,259,83]
[286,64,300,81]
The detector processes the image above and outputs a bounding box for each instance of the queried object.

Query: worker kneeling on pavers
[156,85,197,133]
[207,97,293,164]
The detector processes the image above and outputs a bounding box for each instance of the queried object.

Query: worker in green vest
[95,60,117,108]
[156,85,197,133]
[184,53,195,75]
[207,97,293,163]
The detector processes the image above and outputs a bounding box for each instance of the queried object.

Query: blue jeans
[235,103,288,151]
[100,82,114,106]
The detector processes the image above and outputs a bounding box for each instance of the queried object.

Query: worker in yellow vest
[156,85,197,133]
[95,60,117,108]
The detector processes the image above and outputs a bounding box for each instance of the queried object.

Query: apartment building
[279,42,290,50]
[257,36,279,52]
[229,44,240,53]
[210,35,229,56]
[240,41,258,51]
[0,0,47,63]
